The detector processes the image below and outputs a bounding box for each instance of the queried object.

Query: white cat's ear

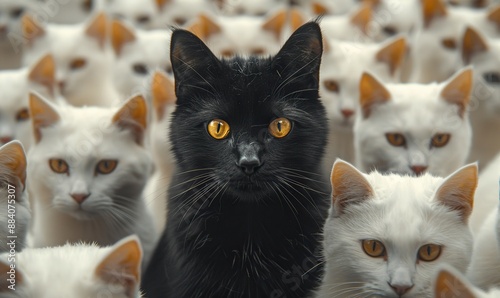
[0,259,23,292]
[440,67,473,118]
[330,159,374,216]
[0,141,27,190]
[112,95,148,145]
[28,54,56,97]
[29,92,60,143]
[350,4,372,35]
[436,163,478,222]
[376,36,407,76]
[21,14,45,46]
[359,72,391,118]
[190,14,221,40]
[434,266,476,298]
[421,0,447,28]
[290,9,306,32]
[487,5,500,30]
[262,10,287,40]
[152,71,176,121]
[311,2,328,15]
[95,235,142,298]
[111,20,136,56]
[461,27,488,65]
[85,12,108,48]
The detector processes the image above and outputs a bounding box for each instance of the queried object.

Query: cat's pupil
[217,122,221,133]
[483,72,500,84]
[372,241,377,251]
[10,7,25,18]
[426,245,431,256]
[277,121,282,132]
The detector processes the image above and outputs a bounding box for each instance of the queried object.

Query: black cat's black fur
[143,22,330,298]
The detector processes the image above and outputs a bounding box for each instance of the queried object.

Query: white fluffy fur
[27,97,156,267]
[354,72,472,177]
[0,235,143,297]
[317,161,475,297]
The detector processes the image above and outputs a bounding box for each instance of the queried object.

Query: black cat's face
[169,23,327,199]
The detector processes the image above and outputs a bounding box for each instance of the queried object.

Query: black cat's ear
[271,21,323,88]
[170,29,222,100]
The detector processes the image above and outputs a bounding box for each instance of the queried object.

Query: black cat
[143,22,330,298]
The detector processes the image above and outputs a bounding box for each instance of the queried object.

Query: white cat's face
[0,235,143,298]
[153,0,216,28]
[112,23,171,97]
[369,0,422,42]
[22,13,114,104]
[105,0,158,29]
[320,161,476,298]
[354,69,472,177]
[320,37,404,130]
[27,95,152,221]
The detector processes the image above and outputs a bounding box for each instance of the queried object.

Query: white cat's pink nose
[389,283,413,296]
[341,109,354,119]
[411,165,428,175]
[71,193,90,204]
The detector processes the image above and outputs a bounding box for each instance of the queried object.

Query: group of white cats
[0,0,499,297]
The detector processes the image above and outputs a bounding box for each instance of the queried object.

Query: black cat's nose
[237,142,262,175]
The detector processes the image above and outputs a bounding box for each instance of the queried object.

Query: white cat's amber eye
[441,38,457,50]
[207,119,230,140]
[323,80,339,93]
[385,133,406,147]
[16,108,30,121]
[49,159,69,174]
[269,118,291,139]
[418,244,442,262]
[362,240,386,258]
[70,58,87,70]
[96,160,118,175]
[431,133,450,148]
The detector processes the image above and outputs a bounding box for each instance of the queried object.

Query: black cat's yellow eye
[96,160,118,175]
[362,240,386,258]
[269,118,291,139]
[323,80,339,93]
[49,159,69,174]
[16,108,29,121]
[441,38,457,50]
[385,133,406,147]
[431,133,450,148]
[70,58,87,70]
[207,119,230,140]
[418,244,442,262]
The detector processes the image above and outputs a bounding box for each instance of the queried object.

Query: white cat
[22,12,120,107]
[320,35,406,174]
[27,93,156,268]
[189,11,287,58]
[0,235,144,297]
[435,266,500,298]
[111,19,172,98]
[0,54,57,149]
[0,141,30,253]
[354,67,473,177]
[460,26,500,167]
[317,160,477,297]
[143,71,176,232]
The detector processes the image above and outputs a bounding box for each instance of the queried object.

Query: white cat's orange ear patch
[0,141,27,190]
[155,0,169,9]
[95,235,142,298]
[462,27,488,65]
[350,4,372,35]
[29,92,60,144]
[421,0,447,28]
[331,160,373,215]
[0,260,23,292]
[112,95,148,145]
[440,67,473,118]
[194,14,221,40]
[152,71,176,121]
[376,36,406,76]
[290,9,306,32]
[86,12,108,48]
[263,10,287,40]
[111,20,136,56]
[436,163,478,222]
[28,54,56,97]
[312,2,329,15]
[434,267,476,298]
[487,5,500,31]
[359,72,391,118]
[22,14,45,46]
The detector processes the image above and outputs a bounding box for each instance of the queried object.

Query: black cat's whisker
[173,176,218,216]
[278,167,324,177]
[174,167,216,176]
[280,88,318,101]
[273,56,320,96]
[173,56,217,94]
